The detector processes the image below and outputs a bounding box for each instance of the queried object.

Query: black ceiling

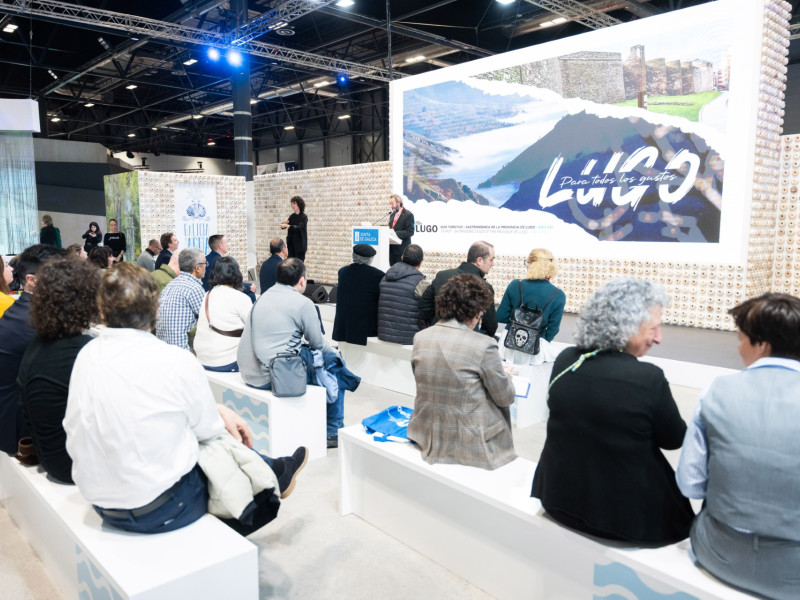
[0,0,798,161]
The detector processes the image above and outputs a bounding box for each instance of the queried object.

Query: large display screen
[391,0,760,264]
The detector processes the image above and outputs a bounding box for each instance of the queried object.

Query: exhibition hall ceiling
[0,0,798,159]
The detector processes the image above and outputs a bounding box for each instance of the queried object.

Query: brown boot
[15,437,39,466]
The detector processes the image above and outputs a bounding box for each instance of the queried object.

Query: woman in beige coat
[408,273,516,470]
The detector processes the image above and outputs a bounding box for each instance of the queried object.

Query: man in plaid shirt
[156,248,206,350]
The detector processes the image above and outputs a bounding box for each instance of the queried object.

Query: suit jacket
[202,250,221,291]
[531,347,694,545]
[154,248,172,270]
[388,207,414,265]
[408,319,516,470]
[332,263,384,346]
[259,254,283,293]
[418,262,498,337]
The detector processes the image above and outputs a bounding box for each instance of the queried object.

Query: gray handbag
[268,353,307,397]
[249,297,307,397]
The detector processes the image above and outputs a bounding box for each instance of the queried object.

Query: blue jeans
[95,455,276,535]
[203,361,239,372]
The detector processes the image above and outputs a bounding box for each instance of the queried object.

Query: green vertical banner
[103,171,141,261]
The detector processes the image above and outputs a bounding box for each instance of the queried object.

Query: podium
[351,226,394,271]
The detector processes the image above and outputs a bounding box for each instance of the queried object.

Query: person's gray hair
[574,279,669,351]
[178,247,205,273]
[352,252,373,265]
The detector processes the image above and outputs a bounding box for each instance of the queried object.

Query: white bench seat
[339,425,755,600]
[206,370,327,461]
[0,453,257,599]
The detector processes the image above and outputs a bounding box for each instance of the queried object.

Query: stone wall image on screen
[402,29,730,245]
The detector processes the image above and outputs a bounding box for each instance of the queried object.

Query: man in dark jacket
[418,241,498,337]
[0,244,66,455]
[332,244,385,346]
[377,244,428,345]
[388,193,414,266]
[259,238,287,293]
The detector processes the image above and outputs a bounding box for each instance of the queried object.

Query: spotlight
[226,49,243,67]
[125,84,137,90]
[50,117,60,122]
[207,47,220,61]
[338,114,351,120]
[84,102,95,107]
[127,133,136,138]
[337,73,348,85]
[183,58,197,66]
[284,125,295,130]
[335,0,354,6]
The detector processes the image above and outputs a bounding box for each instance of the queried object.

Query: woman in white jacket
[194,256,252,371]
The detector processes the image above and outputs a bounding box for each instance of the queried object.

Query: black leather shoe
[326,435,338,449]
[275,446,308,499]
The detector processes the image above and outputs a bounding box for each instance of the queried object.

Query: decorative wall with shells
[137,171,248,269]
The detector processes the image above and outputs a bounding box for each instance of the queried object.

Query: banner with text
[174,182,217,255]
[391,0,759,264]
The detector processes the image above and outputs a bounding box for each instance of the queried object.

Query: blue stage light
[207,47,220,61]
[226,49,243,67]
[337,73,348,85]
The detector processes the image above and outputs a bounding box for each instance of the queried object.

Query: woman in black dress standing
[280,196,308,261]
[82,221,102,254]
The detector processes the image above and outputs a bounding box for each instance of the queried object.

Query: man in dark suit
[259,238,288,293]
[418,240,498,338]
[154,232,179,270]
[388,193,414,266]
[332,244,385,346]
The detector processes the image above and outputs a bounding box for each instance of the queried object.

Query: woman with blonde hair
[497,248,566,364]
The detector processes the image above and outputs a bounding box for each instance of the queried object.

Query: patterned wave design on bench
[593,562,700,600]
[76,544,123,600]
[222,389,271,453]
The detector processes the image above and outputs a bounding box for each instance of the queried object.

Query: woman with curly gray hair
[531,279,694,545]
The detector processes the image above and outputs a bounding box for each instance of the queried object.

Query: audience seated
[64,263,308,534]
[136,239,161,272]
[239,258,359,449]
[532,279,693,546]
[377,244,429,345]
[497,248,566,364]
[332,244,384,346]
[88,246,113,269]
[419,241,498,337]
[0,255,15,319]
[259,238,287,293]
[151,250,180,292]
[194,256,252,372]
[677,293,800,600]
[154,231,179,270]
[156,248,206,350]
[17,257,100,483]
[408,273,516,470]
[0,244,66,455]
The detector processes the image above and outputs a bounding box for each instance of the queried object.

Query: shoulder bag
[249,296,307,397]
[503,281,559,356]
